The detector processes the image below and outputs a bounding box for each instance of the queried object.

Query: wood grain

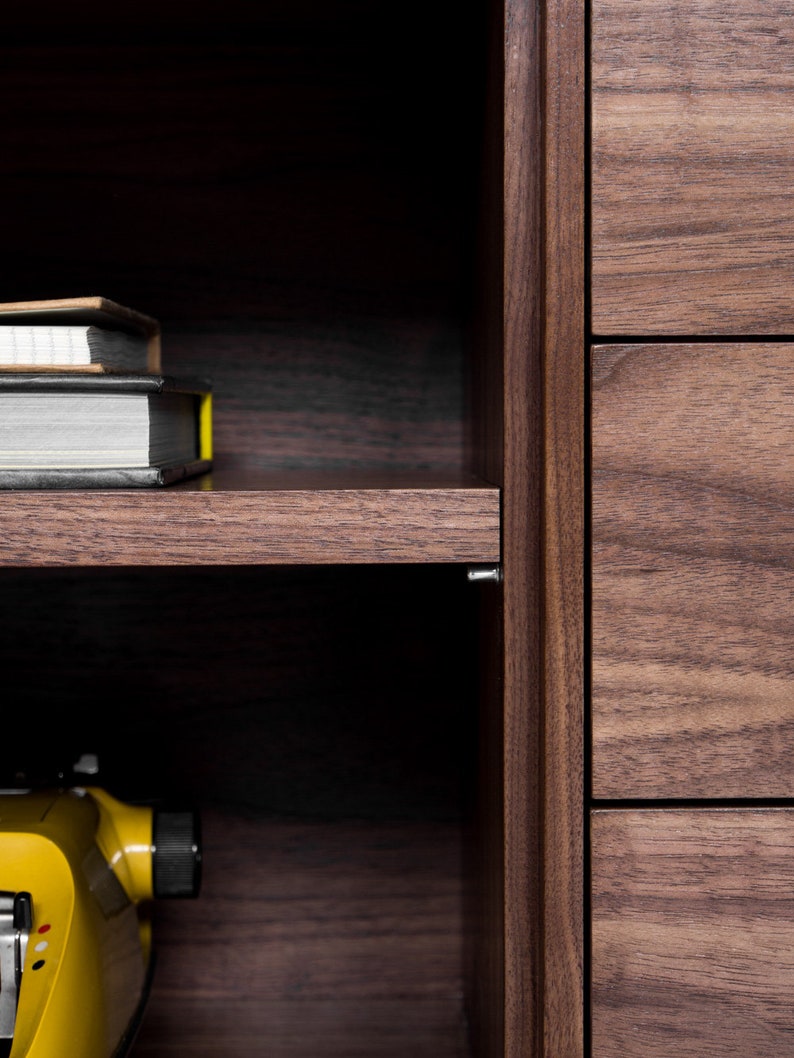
[500,0,544,1046]
[132,812,468,1057]
[591,0,794,334]
[1,6,478,473]
[465,4,507,1047]
[0,1,565,1056]
[540,0,586,1052]
[0,471,500,566]
[163,322,465,474]
[592,809,794,1058]
[134,1000,468,1058]
[592,343,794,798]
[472,0,586,1051]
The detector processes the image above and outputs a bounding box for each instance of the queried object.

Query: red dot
[37,925,51,934]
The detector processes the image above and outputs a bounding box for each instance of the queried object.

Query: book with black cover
[0,374,212,489]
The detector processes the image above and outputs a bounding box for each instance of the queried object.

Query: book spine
[198,394,213,461]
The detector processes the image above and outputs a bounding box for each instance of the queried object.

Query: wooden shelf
[0,467,500,567]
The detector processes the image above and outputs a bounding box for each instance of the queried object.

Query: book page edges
[0,297,162,372]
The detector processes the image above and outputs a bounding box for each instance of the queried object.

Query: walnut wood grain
[0,2,580,1057]
[540,0,586,1052]
[591,0,794,334]
[473,0,586,1051]
[466,21,506,1016]
[133,812,468,1057]
[164,322,466,474]
[0,473,500,566]
[1,9,478,474]
[500,0,544,1046]
[134,1000,468,1058]
[592,343,794,798]
[592,809,794,1058]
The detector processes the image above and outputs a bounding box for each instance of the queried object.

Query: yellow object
[198,392,213,461]
[0,787,200,1058]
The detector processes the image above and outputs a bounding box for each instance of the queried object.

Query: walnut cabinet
[11,0,792,1054]
[0,1,580,1056]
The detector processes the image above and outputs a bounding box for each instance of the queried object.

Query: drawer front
[591,0,794,335]
[592,809,794,1058]
[592,343,794,799]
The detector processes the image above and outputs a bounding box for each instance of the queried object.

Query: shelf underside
[0,470,500,566]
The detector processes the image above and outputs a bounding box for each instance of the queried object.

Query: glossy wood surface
[591,0,794,334]
[592,342,794,798]
[592,809,794,1057]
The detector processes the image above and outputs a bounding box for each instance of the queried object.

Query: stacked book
[0,297,212,488]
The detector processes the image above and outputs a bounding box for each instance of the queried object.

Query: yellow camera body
[0,786,200,1058]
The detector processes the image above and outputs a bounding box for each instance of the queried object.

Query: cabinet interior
[1,565,481,1055]
[4,0,488,477]
[2,1,497,1055]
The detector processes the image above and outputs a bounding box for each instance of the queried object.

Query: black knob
[152,810,202,898]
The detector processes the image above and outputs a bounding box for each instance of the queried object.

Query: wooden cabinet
[14,0,794,1051]
[0,1,585,1056]
[1,4,495,1056]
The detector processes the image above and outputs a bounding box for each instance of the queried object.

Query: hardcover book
[0,296,161,373]
[0,374,212,488]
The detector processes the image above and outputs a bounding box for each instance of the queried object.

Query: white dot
[34,941,48,953]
